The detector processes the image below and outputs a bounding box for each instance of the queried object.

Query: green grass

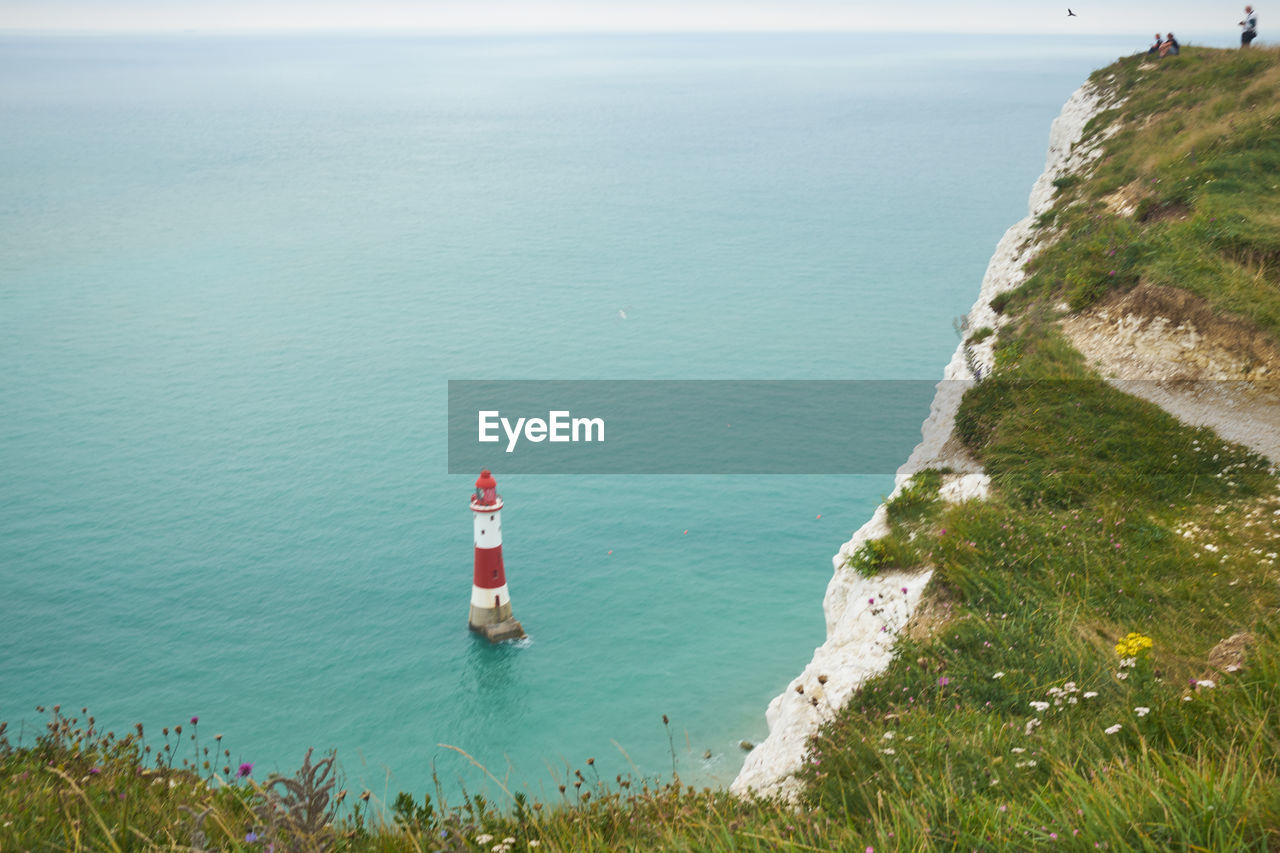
[796,43,1280,852]
[1018,46,1280,334]
[6,45,1280,852]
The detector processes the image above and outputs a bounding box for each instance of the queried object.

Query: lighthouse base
[471,618,526,643]
[469,601,525,642]
[470,600,513,625]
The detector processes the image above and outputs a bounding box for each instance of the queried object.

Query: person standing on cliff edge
[1240,6,1259,46]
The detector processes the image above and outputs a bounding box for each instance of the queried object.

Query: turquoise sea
[2,32,1138,803]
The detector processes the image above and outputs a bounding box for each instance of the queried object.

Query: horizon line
[0,25,1165,37]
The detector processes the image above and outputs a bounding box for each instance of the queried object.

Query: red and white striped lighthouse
[469,469,525,642]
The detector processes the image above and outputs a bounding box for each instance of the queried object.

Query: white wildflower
[1116,671,1129,681]
[1010,747,1026,754]
[1134,707,1151,717]
[1105,724,1122,735]
[992,671,1005,679]
[529,843,541,849]
[1030,701,1050,712]
[1083,691,1098,699]
[883,731,895,740]
[1197,679,1216,688]
[477,835,494,845]
[881,747,896,755]
[503,840,516,846]
[1015,759,1038,768]
[1024,718,1042,736]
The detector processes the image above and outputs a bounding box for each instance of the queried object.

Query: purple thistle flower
[190,716,199,725]
[937,676,951,687]
[237,762,253,778]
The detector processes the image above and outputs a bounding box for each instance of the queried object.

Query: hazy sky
[0,0,1256,36]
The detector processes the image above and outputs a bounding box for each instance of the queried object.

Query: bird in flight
[1067,8,1077,15]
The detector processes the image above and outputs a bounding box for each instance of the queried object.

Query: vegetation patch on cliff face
[5,47,1280,853]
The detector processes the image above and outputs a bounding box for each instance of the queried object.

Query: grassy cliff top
[1018,45,1280,336]
[4,45,1280,853]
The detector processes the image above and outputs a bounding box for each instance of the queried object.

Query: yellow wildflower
[1114,632,1154,657]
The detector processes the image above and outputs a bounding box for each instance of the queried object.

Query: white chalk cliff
[731,78,1119,800]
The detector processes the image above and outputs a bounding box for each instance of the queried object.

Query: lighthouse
[469,469,526,642]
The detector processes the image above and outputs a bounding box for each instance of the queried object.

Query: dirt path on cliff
[1061,284,1280,464]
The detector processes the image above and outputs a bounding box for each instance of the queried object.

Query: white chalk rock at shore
[735,564,932,803]
[731,78,1118,801]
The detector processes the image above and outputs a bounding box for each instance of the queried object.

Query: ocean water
[0,32,1136,803]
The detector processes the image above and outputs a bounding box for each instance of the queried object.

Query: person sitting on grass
[1159,32,1180,57]
[1148,33,1162,54]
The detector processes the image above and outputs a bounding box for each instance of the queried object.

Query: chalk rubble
[731,79,1117,800]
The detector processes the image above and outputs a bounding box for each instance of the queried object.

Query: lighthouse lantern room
[469,469,526,643]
